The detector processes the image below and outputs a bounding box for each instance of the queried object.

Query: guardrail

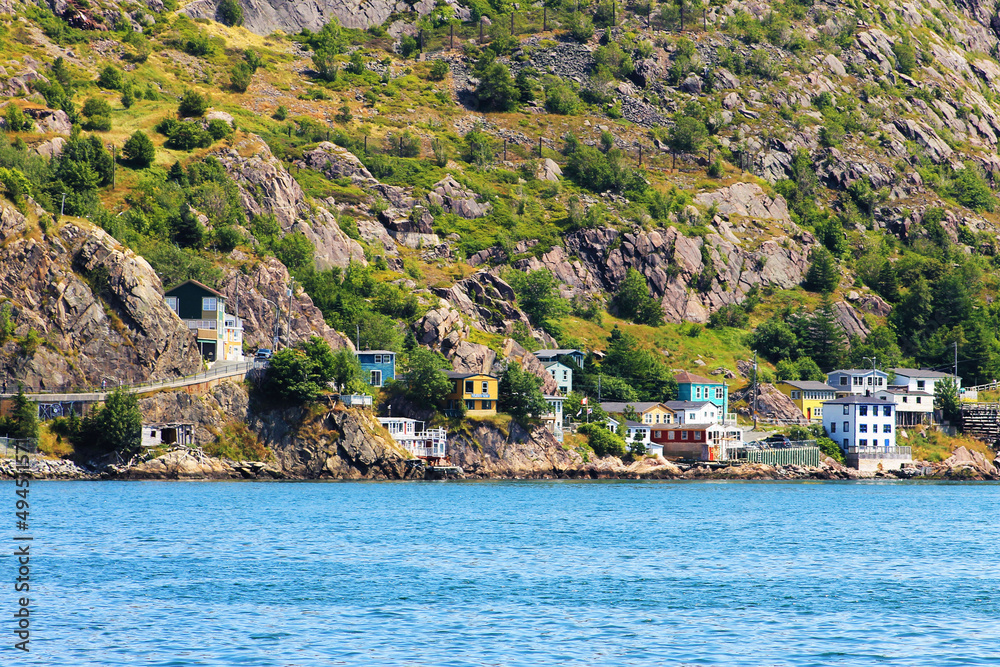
[2,360,262,399]
[845,446,912,459]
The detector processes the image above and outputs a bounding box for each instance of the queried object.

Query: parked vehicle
[254,348,273,361]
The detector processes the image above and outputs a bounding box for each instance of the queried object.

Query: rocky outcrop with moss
[0,200,202,391]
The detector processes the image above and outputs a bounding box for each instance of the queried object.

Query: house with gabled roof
[674,371,729,417]
[164,280,244,363]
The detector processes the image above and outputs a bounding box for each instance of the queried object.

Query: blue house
[674,371,729,418]
[356,350,395,387]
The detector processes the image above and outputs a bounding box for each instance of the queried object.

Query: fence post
[538,136,542,158]
[543,5,547,31]
[510,12,514,34]
[450,23,454,49]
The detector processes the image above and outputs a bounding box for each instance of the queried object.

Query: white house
[827,369,889,396]
[377,417,447,460]
[890,368,961,394]
[661,400,720,424]
[875,387,934,426]
[823,395,912,471]
[606,417,656,455]
[543,361,573,395]
[542,395,565,442]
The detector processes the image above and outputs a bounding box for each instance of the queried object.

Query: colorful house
[889,368,961,394]
[776,380,838,422]
[543,361,573,395]
[874,387,933,426]
[600,401,676,426]
[674,371,729,417]
[650,423,742,459]
[444,371,498,417]
[357,350,395,388]
[164,280,244,363]
[533,349,585,368]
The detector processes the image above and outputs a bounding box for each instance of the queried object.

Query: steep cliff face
[447,419,586,478]
[0,202,202,391]
[254,403,420,479]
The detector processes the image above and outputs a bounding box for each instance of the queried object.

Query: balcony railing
[845,446,912,459]
[469,393,492,399]
[185,320,217,330]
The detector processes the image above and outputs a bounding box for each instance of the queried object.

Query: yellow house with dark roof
[444,371,498,417]
[776,380,838,422]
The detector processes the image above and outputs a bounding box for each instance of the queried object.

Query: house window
[694,431,702,441]
[681,431,689,440]
[902,396,908,403]
[816,408,822,417]
[563,371,568,380]
[843,438,849,448]
[843,422,849,432]
[859,406,868,416]
[695,387,701,399]
[859,439,867,447]
[655,414,661,424]
[165,297,179,313]
[715,388,724,399]
[465,381,474,394]
[843,406,850,415]
[859,424,867,433]
[853,377,861,385]
[666,431,673,440]
[883,424,891,433]
[482,381,489,394]
[830,422,836,433]
[917,380,925,390]
[202,297,217,311]
[465,400,475,410]
[877,378,883,386]
[370,370,382,387]
[840,377,848,385]
[883,405,891,417]
[791,391,801,399]
[688,412,696,421]
[916,397,922,404]
[482,400,492,410]
[644,415,651,424]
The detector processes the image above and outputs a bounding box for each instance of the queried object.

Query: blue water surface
[1,480,998,666]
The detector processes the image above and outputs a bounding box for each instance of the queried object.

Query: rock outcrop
[182,0,459,33]
[138,382,250,445]
[255,404,419,479]
[217,259,354,351]
[448,418,585,478]
[0,202,202,391]
[212,135,366,270]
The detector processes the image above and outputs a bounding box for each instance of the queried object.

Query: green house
[164,280,244,363]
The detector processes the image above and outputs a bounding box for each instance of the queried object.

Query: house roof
[600,401,664,414]
[828,368,888,375]
[655,423,716,430]
[673,371,718,384]
[543,361,570,369]
[823,395,892,405]
[164,279,225,299]
[779,380,839,391]
[877,388,933,397]
[543,394,565,401]
[534,349,583,358]
[891,368,957,379]
[445,371,496,379]
[624,420,649,429]
[357,350,395,355]
[662,400,713,410]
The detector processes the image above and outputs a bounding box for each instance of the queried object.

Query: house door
[807,407,811,420]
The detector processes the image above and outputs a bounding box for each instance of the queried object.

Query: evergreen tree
[612,268,665,326]
[11,386,39,440]
[805,296,846,371]
[804,247,839,293]
[934,377,961,424]
[746,317,799,362]
[122,130,155,168]
[875,261,900,302]
[476,62,518,112]
[891,277,933,355]
[602,326,676,401]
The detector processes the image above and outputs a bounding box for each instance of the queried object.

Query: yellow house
[600,402,678,425]
[776,380,838,422]
[445,371,498,417]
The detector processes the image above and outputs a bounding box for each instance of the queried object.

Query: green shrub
[545,82,579,115]
[229,62,253,92]
[97,65,124,90]
[3,105,33,132]
[217,0,244,26]
[122,131,155,168]
[430,59,449,80]
[178,89,210,117]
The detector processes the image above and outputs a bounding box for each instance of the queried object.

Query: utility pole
[598,373,602,402]
[60,192,66,217]
[356,323,361,350]
[954,341,958,380]
[112,145,116,190]
[752,351,758,430]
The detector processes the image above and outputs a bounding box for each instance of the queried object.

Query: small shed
[141,423,195,449]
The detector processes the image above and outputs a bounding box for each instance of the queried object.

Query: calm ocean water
[2,480,999,666]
